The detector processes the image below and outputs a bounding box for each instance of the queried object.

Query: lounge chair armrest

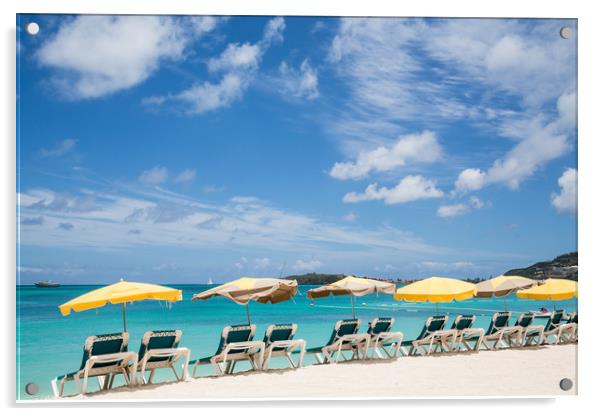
[141,347,189,359]
[268,340,306,351]
[87,351,138,367]
[338,333,370,344]
[372,331,403,344]
[459,328,484,338]
[220,341,265,357]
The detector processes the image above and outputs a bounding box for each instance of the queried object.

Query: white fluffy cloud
[343,175,443,205]
[208,43,262,72]
[174,169,197,183]
[437,203,470,218]
[330,131,442,180]
[275,59,319,100]
[342,212,357,222]
[39,139,77,158]
[37,16,221,99]
[254,257,271,269]
[139,166,168,185]
[454,91,576,193]
[292,259,323,272]
[437,196,485,218]
[551,168,577,214]
[454,168,486,192]
[326,18,576,202]
[147,17,285,114]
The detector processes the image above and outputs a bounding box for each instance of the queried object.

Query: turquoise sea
[16,284,577,400]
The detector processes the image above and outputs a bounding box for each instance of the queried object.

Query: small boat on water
[35,280,60,288]
[207,277,214,285]
[530,307,552,317]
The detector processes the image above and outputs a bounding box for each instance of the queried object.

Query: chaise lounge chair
[51,332,137,398]
[364,317,403,359]
[188,324,264,377]
[512,313,545,346]
[133,330,191,384]
[479,312,522,350]
[306,319,369,364]
[541,310,567,344]
[401,315,454,356]
[262,323,306,370]
[450,315,484,352]
[558,312,578,343]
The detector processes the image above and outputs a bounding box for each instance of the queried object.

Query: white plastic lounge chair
[450,315,484,352]
[134,330,191,384]
[512,313,545,346]
[403,315,455,356]
[480,312,521,350]
[542,310,567,344]
[262,323,306,370]
[51,332,137,398]
[364,317,403,359]
[557,312,578,343]
[306,319,369,364]
[188,324,264,376]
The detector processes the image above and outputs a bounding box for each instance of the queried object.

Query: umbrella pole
[121,303,127,333]
[245,303,251,325]
[351,295,356,319]
[504,299,508,312]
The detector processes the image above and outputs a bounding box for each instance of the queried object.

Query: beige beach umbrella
[475,275,539,311]
[394,276,476,314]
[192,277,298,324]
[306,276,396,319]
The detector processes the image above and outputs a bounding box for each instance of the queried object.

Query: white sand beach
[67,344,577,400]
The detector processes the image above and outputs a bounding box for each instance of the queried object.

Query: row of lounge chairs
[52,311,577,398]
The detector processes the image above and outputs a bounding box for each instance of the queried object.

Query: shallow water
[16,284,577,400]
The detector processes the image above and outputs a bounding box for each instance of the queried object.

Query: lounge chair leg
[60,378,68,397]
[171,365,180,380]
[149,369,156,384]
[286,353,296,368]
[51,379,59,398]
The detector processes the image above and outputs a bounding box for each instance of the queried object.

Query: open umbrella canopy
[516,278,577,301]
[475,275,538,298]
[59,280,182,316]
[192,277,297,305]
[394,277,476,303]
[306,276,395,299]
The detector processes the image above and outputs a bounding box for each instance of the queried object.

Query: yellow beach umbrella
[192,277,298,324]
[59,279,182,331]
[475,275,539,311]
[516,278,577,301]
[394,276,476,313]
[307,275,395,318]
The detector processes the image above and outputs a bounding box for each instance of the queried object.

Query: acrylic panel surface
[16,15,577,401]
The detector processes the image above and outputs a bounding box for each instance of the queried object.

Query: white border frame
[3,0,600,414]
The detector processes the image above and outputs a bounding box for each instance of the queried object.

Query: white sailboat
[207,277,214,285]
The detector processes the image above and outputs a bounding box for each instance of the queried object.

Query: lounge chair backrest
[215,324,256,355]
[515,313,534,328]
[485,312,511,335]
[367,317,394,335]
[263,324,297,345]
[325,319,360,345]
[544,310,565,331]
[138,330,182,362]
[569,312,578,324]
[416,315,447,340]
[80,332,129,370]
[451,315,475,331]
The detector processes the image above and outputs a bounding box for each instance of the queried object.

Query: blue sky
[16,15,577,284]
